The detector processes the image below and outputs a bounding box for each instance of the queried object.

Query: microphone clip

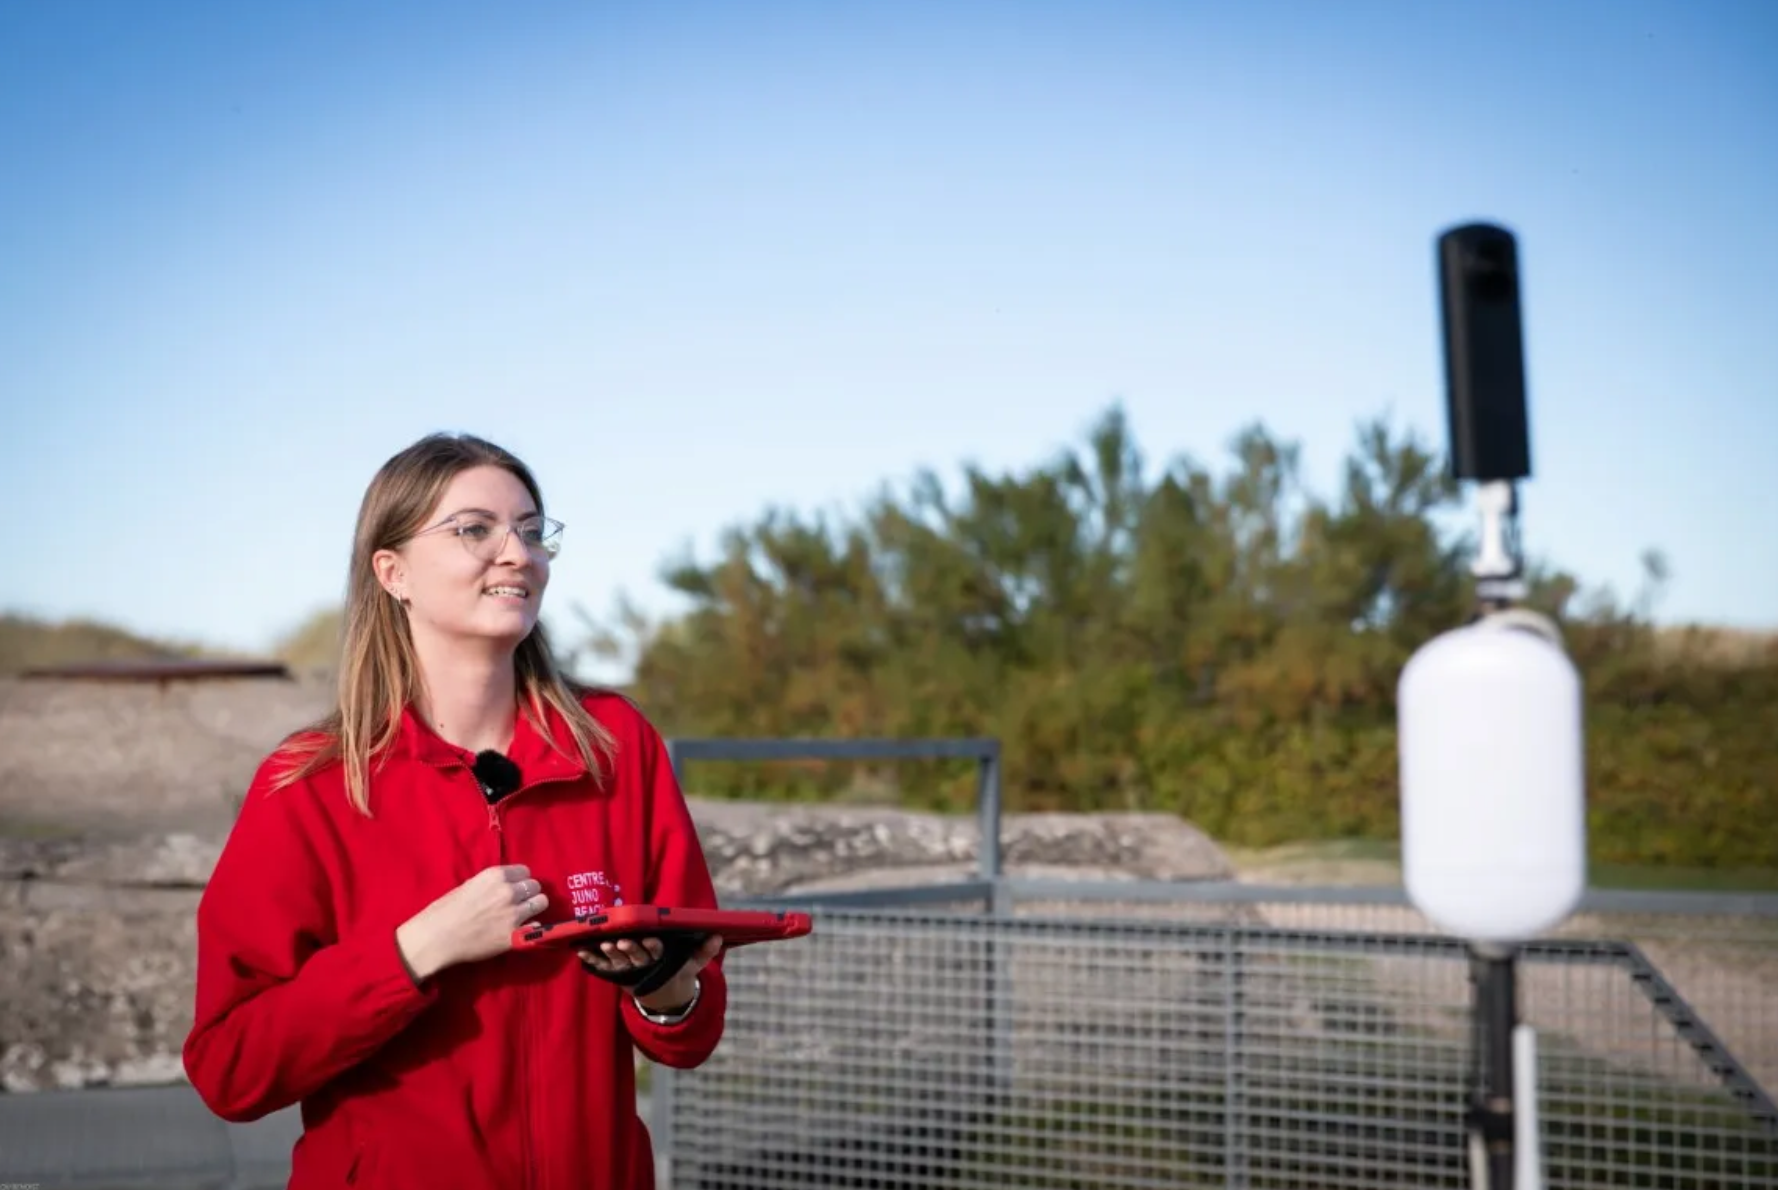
[471,750,523,805]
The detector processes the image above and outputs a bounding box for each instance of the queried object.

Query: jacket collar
[395,697,589,788]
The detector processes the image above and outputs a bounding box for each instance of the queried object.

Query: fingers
[502,871,545,923]
[582,935,721,971]
[686,934,724,974]
[588,939,653,968]
[574,934,726,991]
[511,878,547,923]
[574,937,662,971]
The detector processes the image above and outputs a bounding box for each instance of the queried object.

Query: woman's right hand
[395,864,547,982]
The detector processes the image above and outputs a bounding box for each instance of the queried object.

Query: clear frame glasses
[414,512,564,561]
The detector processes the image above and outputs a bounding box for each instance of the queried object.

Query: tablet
[511,904,813,952]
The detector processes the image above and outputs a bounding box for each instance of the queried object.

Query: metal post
[981,747,1012,1140]
[991,879,1015,1081]
[977,743,1003,883]
[1467,945,1519,1190]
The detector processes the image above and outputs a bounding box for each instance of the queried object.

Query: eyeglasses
[413,512,564,561]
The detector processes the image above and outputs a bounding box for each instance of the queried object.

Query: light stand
[1399,223,1588,1190]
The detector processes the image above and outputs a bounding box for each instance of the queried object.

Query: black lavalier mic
[471,750,523,805]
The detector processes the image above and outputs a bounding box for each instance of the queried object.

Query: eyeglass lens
[451,514,561,559]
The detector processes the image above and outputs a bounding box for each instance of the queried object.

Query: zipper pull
[488,803,501,832]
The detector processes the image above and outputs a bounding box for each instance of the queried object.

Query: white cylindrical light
[1398,613,1586,943]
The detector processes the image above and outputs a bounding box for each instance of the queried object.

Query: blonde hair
[273,432,616,814]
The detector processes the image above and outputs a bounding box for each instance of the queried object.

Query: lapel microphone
[471,750,523,805]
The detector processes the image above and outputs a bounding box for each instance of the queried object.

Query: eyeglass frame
[409,510,565,560]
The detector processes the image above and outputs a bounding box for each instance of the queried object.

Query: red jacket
[183,690,725,1189]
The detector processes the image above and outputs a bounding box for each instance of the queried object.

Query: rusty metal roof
[19,657,292,681]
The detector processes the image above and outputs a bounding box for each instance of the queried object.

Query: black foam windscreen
[1437,222,1532,482]
[471,750,523,804]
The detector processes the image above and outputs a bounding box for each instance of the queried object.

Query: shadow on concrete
[0,1082,655,1189]
[0,1084,298,1188]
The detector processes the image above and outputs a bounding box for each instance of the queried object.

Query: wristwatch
[634,976,700,1025]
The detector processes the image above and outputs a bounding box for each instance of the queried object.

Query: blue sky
[3,0,1774,679]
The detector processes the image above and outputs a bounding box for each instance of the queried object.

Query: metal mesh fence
[657,893,1778,1190]
[1030,888,1778,1109]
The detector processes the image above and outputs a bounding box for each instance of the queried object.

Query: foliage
[6,405,1770,870]
[599,404,1777,870]
[273,607,343,673]
[0,612,209,674]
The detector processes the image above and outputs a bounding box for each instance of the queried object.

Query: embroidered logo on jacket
[565,869,624,918]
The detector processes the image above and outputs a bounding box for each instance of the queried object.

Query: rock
[47,832,222,887]
[690,803,1230,895]
[1,1042,47,1092]
[0,835,84,881]
[0,879,200,1094]
[0,832,220,887]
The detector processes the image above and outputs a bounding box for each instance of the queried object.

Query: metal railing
[653,737,1778,1190]
[658,886,1778,1189]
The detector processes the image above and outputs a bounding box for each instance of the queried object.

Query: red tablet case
[511,904,812,952]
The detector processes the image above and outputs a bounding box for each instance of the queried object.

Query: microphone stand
[1458,480,1543,1190]
[1466,944,1520,1190]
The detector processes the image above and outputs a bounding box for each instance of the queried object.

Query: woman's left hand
[580,934,723,1015]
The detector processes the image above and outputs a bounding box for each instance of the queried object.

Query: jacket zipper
[471,768,580,1190]
[477,780,530,1190]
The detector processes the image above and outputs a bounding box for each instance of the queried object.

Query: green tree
[587,403,1775,868]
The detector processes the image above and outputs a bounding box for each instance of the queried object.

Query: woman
[183,432,725,1189]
